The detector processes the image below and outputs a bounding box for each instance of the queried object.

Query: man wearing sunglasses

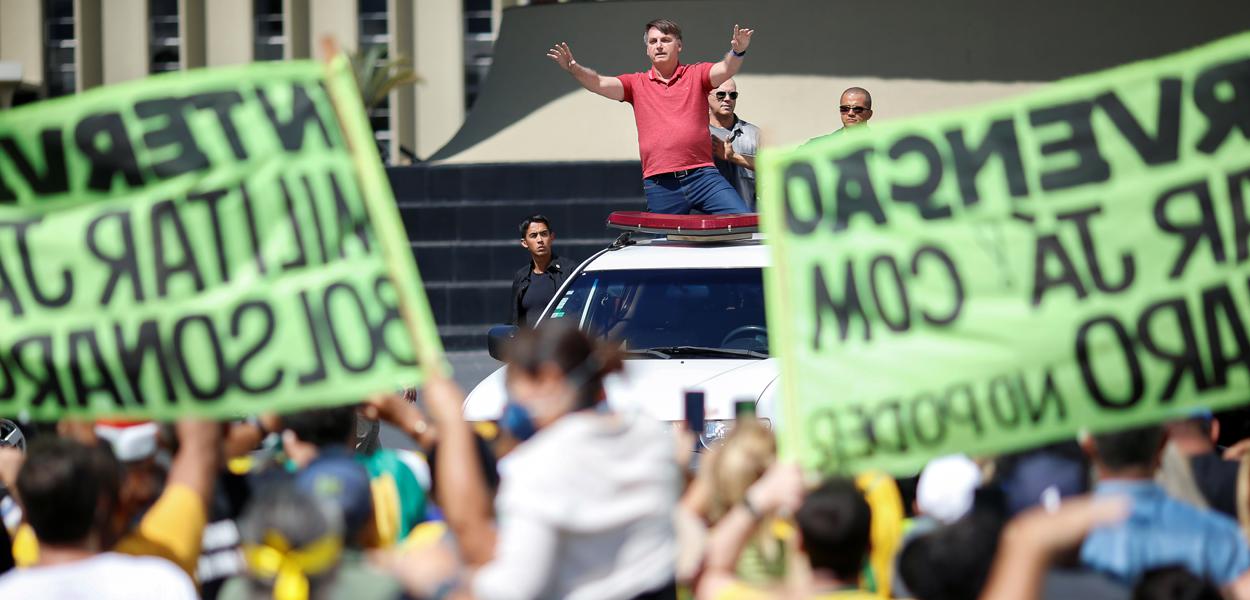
[805,87,873,146]
[547,20,755,215]
[838,87,873,129]
[708,79,760,208]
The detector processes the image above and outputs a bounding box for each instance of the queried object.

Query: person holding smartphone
[708,79,761,209]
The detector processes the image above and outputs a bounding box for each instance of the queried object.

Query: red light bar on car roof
[606,212,759,237]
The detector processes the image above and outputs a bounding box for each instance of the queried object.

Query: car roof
[583,233,769,271]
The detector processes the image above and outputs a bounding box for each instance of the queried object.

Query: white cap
[94,422,159,462]
[916,454,982,524]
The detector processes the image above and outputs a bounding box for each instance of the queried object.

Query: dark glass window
[358,2,391,154]
[43,0,76,97]
[545,268,769,355]
[463,2,494,111]
[149,0,181,74]
[254,0,285,61]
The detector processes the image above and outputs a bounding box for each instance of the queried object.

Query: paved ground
[378,350,501,450]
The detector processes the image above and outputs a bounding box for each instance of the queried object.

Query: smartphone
[684,391,706,434]
[734,399,756,418]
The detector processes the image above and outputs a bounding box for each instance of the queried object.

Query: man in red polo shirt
[547,19,755,215]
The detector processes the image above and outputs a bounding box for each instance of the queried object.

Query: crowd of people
[1,15,1246,600]
[2,321,1250,599]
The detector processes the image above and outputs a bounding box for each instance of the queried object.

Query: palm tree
[349,45,420,111]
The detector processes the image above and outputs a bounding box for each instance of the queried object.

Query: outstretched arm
[709,25,754,88]
[547,42,625,101]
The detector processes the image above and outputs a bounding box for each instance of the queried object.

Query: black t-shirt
[520,271,559,327]
[1190,452,1240,518]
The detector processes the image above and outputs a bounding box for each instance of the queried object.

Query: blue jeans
[643,167,751,214]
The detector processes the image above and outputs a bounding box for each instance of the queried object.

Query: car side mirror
[487,325,519,361]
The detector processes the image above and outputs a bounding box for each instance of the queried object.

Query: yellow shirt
[855,472,904,598]
[715,581,880,600]
[12,483,206,579]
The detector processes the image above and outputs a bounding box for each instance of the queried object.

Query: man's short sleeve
[1206,518,1250,585]
[114,483,207,579]
[617,73,635,103]
[696,62,714,94]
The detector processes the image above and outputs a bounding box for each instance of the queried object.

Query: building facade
[0,0,489,162]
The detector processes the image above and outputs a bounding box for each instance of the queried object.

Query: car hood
[463,358,779,422]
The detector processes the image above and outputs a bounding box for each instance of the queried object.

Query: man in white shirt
[0,437,196,599]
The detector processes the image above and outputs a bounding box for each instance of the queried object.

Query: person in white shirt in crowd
[400,323,681,600]
[0,437,196,599]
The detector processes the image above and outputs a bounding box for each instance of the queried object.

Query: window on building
[254,0,285,61]
[358,0,391,154]
[43,0,76,97]
[464,0,494,110]
[149,0,181,73]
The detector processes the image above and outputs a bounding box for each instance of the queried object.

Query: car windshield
[542,268,768,356]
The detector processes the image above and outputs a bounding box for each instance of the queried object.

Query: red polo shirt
[617,62,716,178]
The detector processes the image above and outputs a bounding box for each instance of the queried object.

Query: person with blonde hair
[693,419,787,585]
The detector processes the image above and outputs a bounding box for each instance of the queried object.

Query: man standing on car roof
[708,78,760,209]
[511,215,574,328]
[547,19,754,215]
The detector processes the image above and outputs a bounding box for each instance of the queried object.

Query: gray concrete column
[387,0,414,163]
[309,0,357,55]
[413,0,464,158]
[179,0,206,69]
[0,0,44,87]
[205,0,254,66]
[74,0,103,90]
[101,0,150,83]
[283,0,310,59]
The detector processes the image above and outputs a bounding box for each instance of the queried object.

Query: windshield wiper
[629,346,769,359]
[624,348,673,359]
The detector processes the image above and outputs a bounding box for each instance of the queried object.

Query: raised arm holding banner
[0,58,442,421]
[759,32,1250,475]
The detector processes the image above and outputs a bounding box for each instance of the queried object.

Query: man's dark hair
[505,321,625,411]
[17,437,120,545]
[283,405,357,448]
[1133,566,1222,600]
[795,477,871,580]
[644,19,682,41]
[519,214,552,237]
[1092,424,1166,471]
[897,496,1006,600]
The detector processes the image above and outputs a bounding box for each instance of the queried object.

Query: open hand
[730,25,754,53]
[547,42,576,71]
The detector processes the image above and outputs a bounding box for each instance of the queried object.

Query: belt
[654,168,700,179]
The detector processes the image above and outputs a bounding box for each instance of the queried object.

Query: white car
[464,212,776,449]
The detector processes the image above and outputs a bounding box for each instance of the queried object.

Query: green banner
[759,32,1250,475]
[0,59,443,421]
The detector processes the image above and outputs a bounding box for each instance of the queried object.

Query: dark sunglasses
[713,91,739,100]
[840,105,869,114]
